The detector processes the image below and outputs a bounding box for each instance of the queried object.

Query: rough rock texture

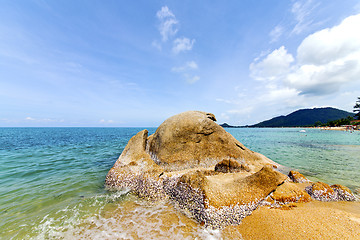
[105,111,356,229]
[147,111,277,172]
[271,182,311,203]
[306,182,337,201]
[288,170,311,183]
[214,159,250,173]
[204,166,287,208]
[105,130,165,200]
[331,184,357,201]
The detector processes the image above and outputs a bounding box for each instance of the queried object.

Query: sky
[1,0,360,127]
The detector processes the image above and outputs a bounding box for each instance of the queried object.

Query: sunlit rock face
[105,111,356,228]
[146,111,277,172]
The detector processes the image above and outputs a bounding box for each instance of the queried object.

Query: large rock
[104,111,355,229]
[147,111,278,172]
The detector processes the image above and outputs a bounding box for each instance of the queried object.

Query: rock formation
[105,111,357,228]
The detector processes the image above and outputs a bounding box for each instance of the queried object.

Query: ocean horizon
[1,127,359,239]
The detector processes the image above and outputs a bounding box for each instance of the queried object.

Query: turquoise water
[0,127,359,239]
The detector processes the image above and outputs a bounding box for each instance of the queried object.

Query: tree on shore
[354,97,360,120]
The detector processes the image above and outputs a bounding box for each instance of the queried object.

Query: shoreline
[223,201,360,239]
[304,126,359,131]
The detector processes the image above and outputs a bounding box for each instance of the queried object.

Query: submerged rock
[105,111,356,228]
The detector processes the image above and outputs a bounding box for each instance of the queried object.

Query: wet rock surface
[105,111,357,228]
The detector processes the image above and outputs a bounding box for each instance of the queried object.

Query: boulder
[147,111,278,172]
[104,111,355,229]
[331,184,356,201]
[288,171,311,183]
[271,182,311,203]
[306,182,337,201]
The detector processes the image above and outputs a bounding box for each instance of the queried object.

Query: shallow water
[0,127,359,239]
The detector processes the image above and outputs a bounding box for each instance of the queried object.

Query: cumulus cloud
[250,46,294,81]
[250,14,360,96]
[288,14,360,95]
[297,15,360,65]
[156,6,178,42]
[172,37,195,54]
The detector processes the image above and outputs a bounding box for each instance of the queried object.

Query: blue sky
[1,0,360,127]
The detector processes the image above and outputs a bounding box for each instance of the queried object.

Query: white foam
[30,192,226,240]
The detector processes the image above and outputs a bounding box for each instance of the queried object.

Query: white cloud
[250,14,360,96]
[171,61,198,72]
[156,6,175,19]
[269,25,284,43]
[25,116,35,121]
[263,87,301,105]
[287,14,360,95]
[156,6,178,42]
[291,0,319,34]
[172,37,195,54]
[250,46,294,81]
[297,14,360,65]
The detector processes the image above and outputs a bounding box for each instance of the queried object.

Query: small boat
[299,130,306,133]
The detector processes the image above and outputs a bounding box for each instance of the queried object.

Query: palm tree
[354,97,360,120]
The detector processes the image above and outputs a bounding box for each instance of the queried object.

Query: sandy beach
[223,201,360,239]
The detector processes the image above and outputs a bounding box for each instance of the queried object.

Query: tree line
[313,97,360,127]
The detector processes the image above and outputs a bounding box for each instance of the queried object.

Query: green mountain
[250,107,355,127]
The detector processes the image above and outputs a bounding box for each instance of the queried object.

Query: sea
[1,127,359,239]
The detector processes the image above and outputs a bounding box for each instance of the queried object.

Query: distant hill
[250,107,355,127]
[219,123,242,128]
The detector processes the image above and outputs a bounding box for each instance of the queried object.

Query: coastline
[306,126,358,131]
[105,111,360,238]
[1,127,360,239]
[223,201,360,239]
